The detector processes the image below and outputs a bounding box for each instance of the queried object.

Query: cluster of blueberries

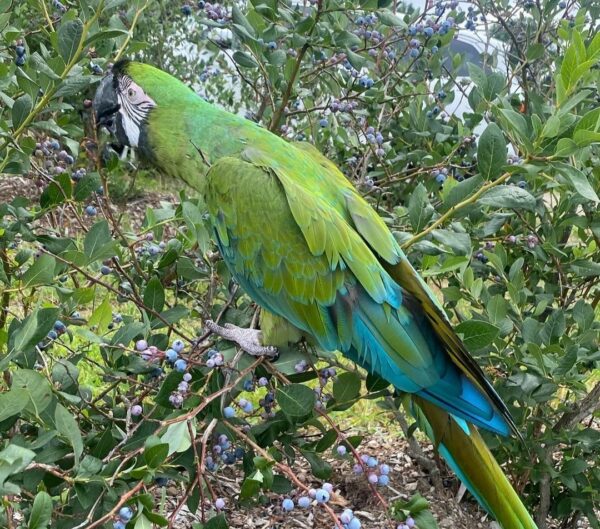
[181,1,228,23]
[206,433,246,469]
[14,40,26,66]
[352,454,392,487]
[112,506,133,529]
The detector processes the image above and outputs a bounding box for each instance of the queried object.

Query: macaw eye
[127,88,136,98]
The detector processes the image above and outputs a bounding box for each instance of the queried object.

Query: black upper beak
[93,73,120,133]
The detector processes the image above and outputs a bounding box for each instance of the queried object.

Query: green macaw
[93,61,537,529]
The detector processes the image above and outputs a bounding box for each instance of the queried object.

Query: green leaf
[408,183,433,231]
[378,9,407,27]
[22,254,55,287]
[332,372,361,403]
[160,421,193,455]
[87,296,113,331]
[478,186,536,211]
[498,109,529,144]
[431,229,471,255]
[73,172,101,201]
[540,310,566,344]
[0,444,36,494]
[12,94,32,130]
[232,50,258,68]
[144,442,169,469]
[300,449,332,479]
[85,28,128,46]
[569,260,600,277]
[276,384,315,419]
[204,514,229,529]
[477,123,507,180]
[541,115,561,139]
[0,389,28,422]
[455,320,499,349]
[553,138,579,157]
[143,277,165,313]
[573,107,600,146]
[55,403,84,466]
[6,308,59,363]
[28,491,52,529]
[57,18,84,64]
[556,164,599,203]
[84,220,117,263]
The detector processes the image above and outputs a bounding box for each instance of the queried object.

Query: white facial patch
[117,77,156,147]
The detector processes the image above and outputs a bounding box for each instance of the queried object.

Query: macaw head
[93,60,197,153]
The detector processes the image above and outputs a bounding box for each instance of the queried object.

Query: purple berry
[336,445,347,456]
[215,498,225,510]
[183,373,192,382]
[258,377,268,387]
[322,482,333,493]
[406,517,415,528]
[135,340,148,352]
[130,405,143,416]
[368,473,378,484]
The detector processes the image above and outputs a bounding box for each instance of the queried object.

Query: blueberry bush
[1,0,599,528]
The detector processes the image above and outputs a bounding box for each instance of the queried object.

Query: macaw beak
[93,73,120,134]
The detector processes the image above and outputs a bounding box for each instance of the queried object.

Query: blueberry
[16,55,26,66]
[223,406,236,419]
[437,90,446,99]
[174,359,187,372]
[559,1,566,7]
[172,339,185,353]
[267,41,277,50]
[315,489,330,503]
[353,463,363,474]
[165,348,178,362]
[100,265,111,275]
[336,445,347,456]
[181,5,192,15]
[282,498,294,511]
[424,27,434,37]
[183,373,192,382]
[234,447,245,459]
[319,118,328,128]
[15,45,25,57]
[366,456,378,468]
[378,474,390,486]
[341,509,354,524]
[406,517,415,527]
[380,463,390,475]
[322,482,333,493]
[47,330,58,340]
[431,45,439,53]
[348,517,362,529]
[54,320,66,332]
[518,180,526,188]
[242,402,254,413]
[119,506,133,521]
[135,339,148,351]
[130,404,143,416]
[243,379,254,391]
[113,522,125,529]
[368,473,378,484]
[258,376,268,387]
[215,498,225,510]
[155,477,168,486]
[298,496,311,508]
[409,48,419,58]
[436,174,446,184]
[85,205,97,216]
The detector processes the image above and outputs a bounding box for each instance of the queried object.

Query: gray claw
[205,320,278,358]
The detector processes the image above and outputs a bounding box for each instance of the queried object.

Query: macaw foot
[205,320,279,358]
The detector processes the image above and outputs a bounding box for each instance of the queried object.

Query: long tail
[411,396,538,529]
